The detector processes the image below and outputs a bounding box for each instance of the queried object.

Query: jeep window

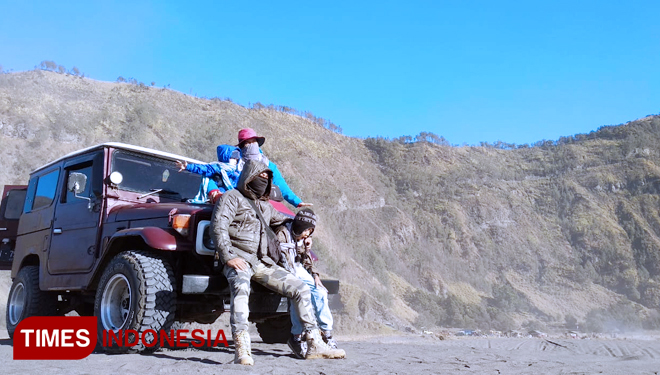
[26,169,60,212]
[3,189,27,219]
[111,151,201,200]
[63,163,93,203]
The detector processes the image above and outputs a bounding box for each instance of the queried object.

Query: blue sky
[1,1,658,146]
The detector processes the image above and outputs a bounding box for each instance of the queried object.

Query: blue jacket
[268,161,302,207]
[186,163,233,193]
[186,145,241,193]
[217,145,239,163]
[189,177,220,204]
[236,145,303,207]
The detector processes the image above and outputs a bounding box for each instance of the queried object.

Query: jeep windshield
[111,150,202,201]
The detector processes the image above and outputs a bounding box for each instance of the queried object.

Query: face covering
[241,143,269,166]
[247,176,268,197]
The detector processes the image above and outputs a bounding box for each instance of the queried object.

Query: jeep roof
[31,142,206,174]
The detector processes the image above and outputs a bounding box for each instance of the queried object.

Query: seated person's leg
[223,265,254,334]
[312,281,333,332]
[290,300,304,335]
[297,265,335,346]
[290,264,316,335]
[223,264,256,365]
[252,263,317,332]
[294,264,330,327]
[253,263,345,359]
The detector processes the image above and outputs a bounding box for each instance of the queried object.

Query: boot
[304,329,345,359]
[322,330,338,349]
[233,330,254,365]
[287,334,306,359]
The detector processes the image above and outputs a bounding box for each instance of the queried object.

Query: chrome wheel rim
[100,274,131,331]
[8,282,26,326]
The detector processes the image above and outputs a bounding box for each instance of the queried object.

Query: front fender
[109,227,180,251]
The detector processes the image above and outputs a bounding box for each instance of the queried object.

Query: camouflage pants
[223,261,317,334]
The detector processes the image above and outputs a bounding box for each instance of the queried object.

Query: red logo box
[13,316,97,360]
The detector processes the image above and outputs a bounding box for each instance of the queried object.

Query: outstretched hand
[176,160,187,172]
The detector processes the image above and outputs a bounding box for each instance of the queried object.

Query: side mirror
[109,171,123,185]
[67,172,92,209]
[68,172,88,194]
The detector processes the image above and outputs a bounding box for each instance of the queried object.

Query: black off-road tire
[6,266,58,339]
[256,315,292,343]
[94,251,176,353]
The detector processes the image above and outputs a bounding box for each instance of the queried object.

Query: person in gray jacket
[210,159,345,365]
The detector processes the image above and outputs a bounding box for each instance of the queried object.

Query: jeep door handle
[0,228,6,231]
[53,228,63,234]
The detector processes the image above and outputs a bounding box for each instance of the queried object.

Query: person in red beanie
[236,128,312,208]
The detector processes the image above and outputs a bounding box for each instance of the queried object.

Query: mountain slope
[1,69,659,333]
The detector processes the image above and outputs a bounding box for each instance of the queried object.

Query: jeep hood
[108,203,212,222]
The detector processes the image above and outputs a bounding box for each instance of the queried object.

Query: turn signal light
[171,214,191,236]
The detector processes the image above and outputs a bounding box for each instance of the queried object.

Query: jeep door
[0,185,27,270]
[47,152,104,275]
[13,168,61,278]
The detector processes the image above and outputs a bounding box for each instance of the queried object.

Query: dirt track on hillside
[1,331,659,375]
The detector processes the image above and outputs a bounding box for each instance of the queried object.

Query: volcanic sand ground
[1,329,659,375]
[2,272,659,374]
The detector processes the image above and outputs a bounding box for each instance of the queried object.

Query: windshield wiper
[137,188,180,199]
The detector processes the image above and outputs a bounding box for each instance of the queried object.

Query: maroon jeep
[3,143,338,352]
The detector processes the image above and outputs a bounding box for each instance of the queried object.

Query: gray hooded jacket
[210,159,289,267]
